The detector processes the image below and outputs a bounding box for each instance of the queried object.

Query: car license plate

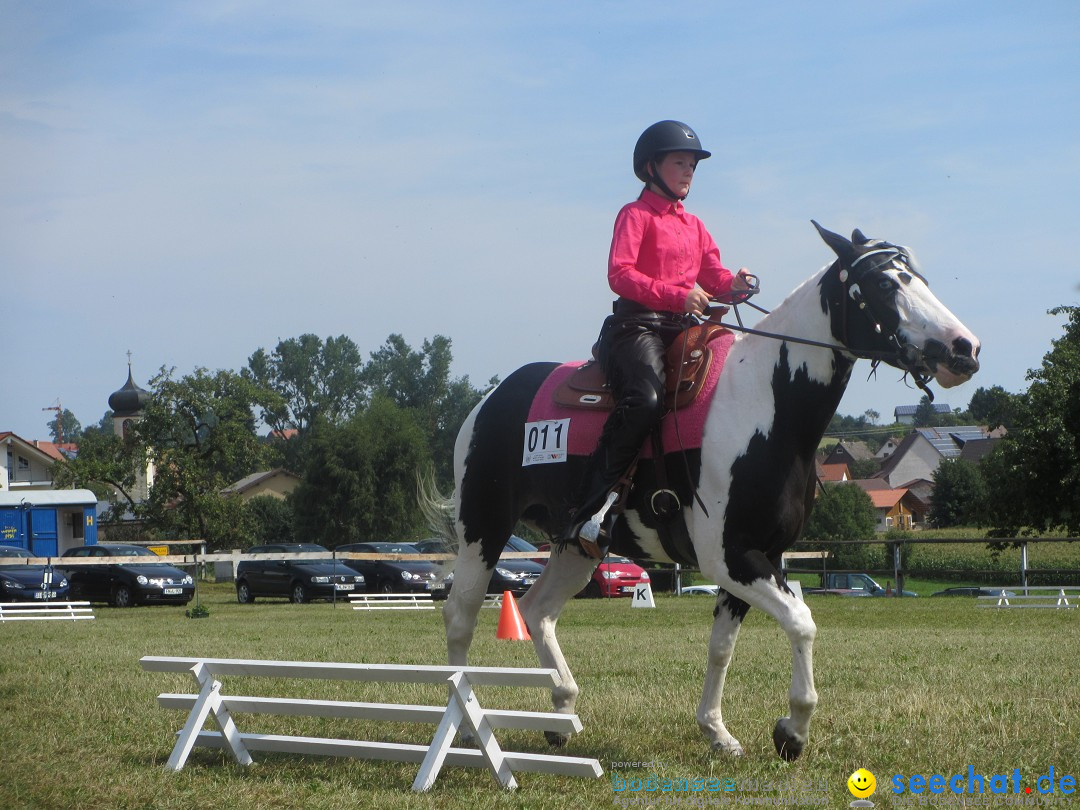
[164,588,183,595]
[335,583,355,591]
[34,591,57,599]
[429,582,445,591]
[620,586,634,593]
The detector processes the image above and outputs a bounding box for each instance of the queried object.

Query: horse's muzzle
[923,337,980,386]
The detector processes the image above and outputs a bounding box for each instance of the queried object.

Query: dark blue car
[235,543,365,604]
[60,543,195,607]
[0,545,70,602]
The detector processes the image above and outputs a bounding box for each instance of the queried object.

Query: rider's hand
[684,287,710,315]
[733,268,753,290]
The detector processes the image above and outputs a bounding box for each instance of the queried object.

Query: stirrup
[577,492,618,559]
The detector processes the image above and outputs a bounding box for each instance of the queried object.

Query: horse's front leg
[708,568,818,761]
[771,592,818,761]
[697,591,748,756]
[518,546,598,746]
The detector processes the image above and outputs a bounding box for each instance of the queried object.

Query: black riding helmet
[633,120,712,199]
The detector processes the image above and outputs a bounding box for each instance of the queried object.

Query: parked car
[415,536,544,597]
[535,544,650,598]
[804,572,917,598]
[335,542,450,597]
[235,543,365,604]
[60,543,194,607]
[931,587,1017,597]
[0,545,70,601]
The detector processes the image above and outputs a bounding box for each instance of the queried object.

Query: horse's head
[813,221,980,389]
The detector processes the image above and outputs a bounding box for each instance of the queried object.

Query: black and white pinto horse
[423,223,980,761]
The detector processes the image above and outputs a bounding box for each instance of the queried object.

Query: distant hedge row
[793,540,1080,586]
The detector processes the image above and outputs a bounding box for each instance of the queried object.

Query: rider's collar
[639,187,684,215]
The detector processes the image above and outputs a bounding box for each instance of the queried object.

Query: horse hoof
[772,719,804,761]
[710,740,745,757]
[545,730,571,748]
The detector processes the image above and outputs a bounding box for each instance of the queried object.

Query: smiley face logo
[847,768,876,798]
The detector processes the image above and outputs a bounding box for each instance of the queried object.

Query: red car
[536,545,650,598]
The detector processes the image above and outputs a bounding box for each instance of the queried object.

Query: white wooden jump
[349,592,436,610]
[0,601,95,622]
[348,593,504,610]
[140,655,603,791]
[976,586,1080,609]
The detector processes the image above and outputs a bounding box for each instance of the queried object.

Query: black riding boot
[564,316,669,557]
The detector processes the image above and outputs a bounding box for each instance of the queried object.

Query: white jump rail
[976,586,1080,609]
[349,592,436,610]
[0,601,95,622]
[140,655,603,791]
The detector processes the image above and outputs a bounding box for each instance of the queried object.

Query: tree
[292,396,432,545]
[46,408,82,443]
[361,334,485,486]
[967,385,1019,430]
[245,495,296,548]
[928,458,987,528]
[245,334,366,470]
[137,366,271,547]
[50,426,147,517]
[801,483,879,569]
[803,484,877,542]
[848,458,881,479]
[983,306,1080,535]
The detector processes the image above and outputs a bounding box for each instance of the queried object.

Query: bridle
[707,247,939,400]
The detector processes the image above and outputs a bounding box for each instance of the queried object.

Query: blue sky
[2,1,1078,440]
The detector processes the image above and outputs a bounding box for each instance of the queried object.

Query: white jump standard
[141,655,602,791]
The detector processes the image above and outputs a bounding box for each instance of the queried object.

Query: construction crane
[42,401,63,444]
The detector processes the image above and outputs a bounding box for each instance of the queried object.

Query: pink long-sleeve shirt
[607,188,735,312]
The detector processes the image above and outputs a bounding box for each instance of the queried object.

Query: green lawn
[2,582,1077,809]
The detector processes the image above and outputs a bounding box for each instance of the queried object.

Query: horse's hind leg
[443,538,493,668]
[697,590,748,756]
[518,546,598,746]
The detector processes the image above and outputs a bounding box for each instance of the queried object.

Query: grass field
[2,582,1077,809]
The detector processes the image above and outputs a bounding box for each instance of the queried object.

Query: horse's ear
[812,220,857,264]
[852,228,870,245]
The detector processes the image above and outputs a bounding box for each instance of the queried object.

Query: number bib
[522,418,570,466]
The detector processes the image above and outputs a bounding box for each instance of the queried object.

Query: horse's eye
[879,278,896,292]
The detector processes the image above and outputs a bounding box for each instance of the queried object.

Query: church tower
[108,356,155,500]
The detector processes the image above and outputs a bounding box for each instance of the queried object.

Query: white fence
[349,592,436,610]
[0,601,95,622]
[140,655,603,791]
[976,586,1079,609]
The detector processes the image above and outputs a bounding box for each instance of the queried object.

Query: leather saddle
[553,320,732,412]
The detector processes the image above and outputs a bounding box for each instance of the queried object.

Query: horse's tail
[416,468,459,554]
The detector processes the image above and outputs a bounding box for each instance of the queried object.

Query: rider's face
[652,151,697,199]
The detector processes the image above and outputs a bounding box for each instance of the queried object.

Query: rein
[708,255,938,400]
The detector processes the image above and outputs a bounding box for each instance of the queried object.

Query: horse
[422,222,980,761]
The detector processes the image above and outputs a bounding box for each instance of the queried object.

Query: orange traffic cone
[496,591,531,640]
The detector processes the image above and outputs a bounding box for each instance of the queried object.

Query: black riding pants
[572,300,692,519]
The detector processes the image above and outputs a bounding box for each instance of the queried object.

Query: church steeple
[108,353,150,417]
[108,352,155,500]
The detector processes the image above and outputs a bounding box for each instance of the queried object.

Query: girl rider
[566,120,754,558]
